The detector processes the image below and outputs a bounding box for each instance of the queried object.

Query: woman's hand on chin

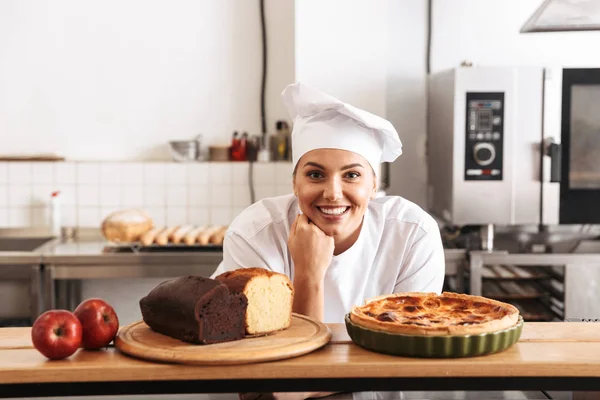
[288,213,334,283]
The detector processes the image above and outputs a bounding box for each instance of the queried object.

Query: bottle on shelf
[50,190,61,238]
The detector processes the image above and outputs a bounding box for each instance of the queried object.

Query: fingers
[290,214,300,235]
[292,213,310,235]
[291,213,332,240]
[296,213,332,237]
[298,213,310,226]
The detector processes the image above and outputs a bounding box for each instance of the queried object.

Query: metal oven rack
[465,251,600,322]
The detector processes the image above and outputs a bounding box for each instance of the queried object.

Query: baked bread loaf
[101,209,153,243]
[215,268,294,335]
[139,276,248,344]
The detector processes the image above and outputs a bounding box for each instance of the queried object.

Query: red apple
[74,298,119,349]
[31,310,82,360]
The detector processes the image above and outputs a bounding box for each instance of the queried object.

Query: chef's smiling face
[293,149,377,249]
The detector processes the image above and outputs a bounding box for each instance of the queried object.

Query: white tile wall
[166,186,188,207]
[9,186,31,207]
[121,185,144,208]
[232,185,252,207]
[0,164,8,184]
[32,162,54,184]
[61,205,77,227]
[0,161,293,229]
[9,207,30,227]
[187,163,208,185]
[189,207,209,225]
[54,163,76,184]
[100,163,122,185]
[143,185,165,207]
[31,206,49,227]
[252,163,277,185]
[120,163,144,185]
[100,185,122,207]
[0,208,7,226]
[166,207,188,226]
[210,163,232,185]
[0,188,8,208]
[8,164,32,185]
[76,163,100,185]
[145,207,166,226]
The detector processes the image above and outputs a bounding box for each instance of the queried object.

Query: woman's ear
[370,176,378,199]
[292,176,298,197]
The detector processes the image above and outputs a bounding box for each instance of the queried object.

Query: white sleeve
[394,224,445,294]
[209,231,272,279]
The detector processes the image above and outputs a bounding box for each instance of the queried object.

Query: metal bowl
[169,140,200,162]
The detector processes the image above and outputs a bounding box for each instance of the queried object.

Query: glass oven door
[560,68,600,223]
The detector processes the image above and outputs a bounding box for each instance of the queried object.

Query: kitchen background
[2,0,600,221]
[2,0,600,327]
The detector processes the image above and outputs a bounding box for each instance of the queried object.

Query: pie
[349,292,520,336]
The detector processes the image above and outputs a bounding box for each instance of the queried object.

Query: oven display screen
[478,109,492,130]
[465,92,504,181]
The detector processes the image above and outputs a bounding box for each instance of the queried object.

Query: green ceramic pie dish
[345,313,524,358]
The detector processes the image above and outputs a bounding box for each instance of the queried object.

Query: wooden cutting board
[115,313,332,365]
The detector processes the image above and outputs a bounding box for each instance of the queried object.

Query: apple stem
[54,327,62,336]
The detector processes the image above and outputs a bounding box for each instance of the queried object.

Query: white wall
[295,0,389,117]
[432,0,600,73]
[386,0,428,205]
[266,0,296,128]
[294,0,393,185]
[3,0,600,208]
[0,0,294,161]
[293,0,429,204]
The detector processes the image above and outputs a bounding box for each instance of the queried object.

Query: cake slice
[215,268,294,335]
[139,276,248,344]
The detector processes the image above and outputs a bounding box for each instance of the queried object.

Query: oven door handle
[543,138,562,183]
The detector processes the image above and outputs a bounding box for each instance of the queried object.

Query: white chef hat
[281,82,402,173]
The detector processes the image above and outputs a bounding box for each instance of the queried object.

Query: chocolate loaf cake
[139,276,248,344]
[215,268,294,335]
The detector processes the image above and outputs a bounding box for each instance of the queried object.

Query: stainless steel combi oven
[427,65,600,226]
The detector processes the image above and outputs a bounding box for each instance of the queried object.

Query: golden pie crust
[350,292,520,336]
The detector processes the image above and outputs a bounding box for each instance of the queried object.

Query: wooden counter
[2,322,600,397]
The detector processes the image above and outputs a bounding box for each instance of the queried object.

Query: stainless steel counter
[0,252,41,265]
[0,228,469,320]
[0,256,42,322]
[0,229,225,319]
[0,230,49,322]
[40,240,222,274]
[37,235,223,311]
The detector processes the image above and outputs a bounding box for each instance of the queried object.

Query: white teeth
[319,207,348,215]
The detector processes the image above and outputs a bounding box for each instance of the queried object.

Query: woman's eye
[346,172,360,179]
[307,171,323,179]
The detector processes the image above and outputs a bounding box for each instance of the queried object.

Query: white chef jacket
[211,193,445,323]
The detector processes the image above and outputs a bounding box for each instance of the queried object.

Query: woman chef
[211,82,445,400]
[211,82,445,325]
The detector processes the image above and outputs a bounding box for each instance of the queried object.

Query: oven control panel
[464,92,504,181]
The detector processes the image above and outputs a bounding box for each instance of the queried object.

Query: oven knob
[473,143,496,166]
